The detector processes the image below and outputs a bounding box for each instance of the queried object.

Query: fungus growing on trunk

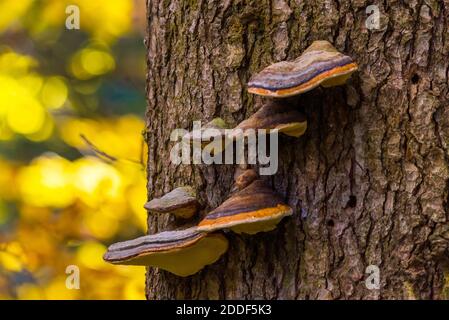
[103,227,228,277]
[232,168,259,193]
[229,101,307,138]
[247,40,358,97]
[182,118,230,154]
[183,118,228,143]
[170,118,232,166]
[144,186,199,219]
[197,180,292,234]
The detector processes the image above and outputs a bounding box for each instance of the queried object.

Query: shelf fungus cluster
[181,104,308,156]
[103,40,357,277]
[103,172,292,275]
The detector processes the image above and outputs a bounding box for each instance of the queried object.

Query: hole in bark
[346,195,357,208]
[411,74,420,84]
[326,219,335,227]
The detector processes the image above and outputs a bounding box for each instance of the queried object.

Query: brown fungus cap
[144,186,199,219]
[248,40,358,98]
[182,118,231,154]
[232,168,259,193]
[197,180,293,235]
[103,226,228,277]
[229,101,307,139]
[183,118,228,144]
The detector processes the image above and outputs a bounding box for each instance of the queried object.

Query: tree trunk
[144,0,449,299]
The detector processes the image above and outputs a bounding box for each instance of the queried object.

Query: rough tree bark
[144,0,449,299]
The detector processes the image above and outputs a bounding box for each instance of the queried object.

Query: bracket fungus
[183,118,228,142]
[197,180,293,234]
[103,227,228,277]
[232,168,259,193]
[247,40,358,98]
[229,101,307,139]
[144,186,199,219]
[182,118,230,154]
[179,117,234,158]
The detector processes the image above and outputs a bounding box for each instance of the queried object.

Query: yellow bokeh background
[0,0,148,299]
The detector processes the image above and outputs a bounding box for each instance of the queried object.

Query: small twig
[80,134,118,162]
[79,134,145,170]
